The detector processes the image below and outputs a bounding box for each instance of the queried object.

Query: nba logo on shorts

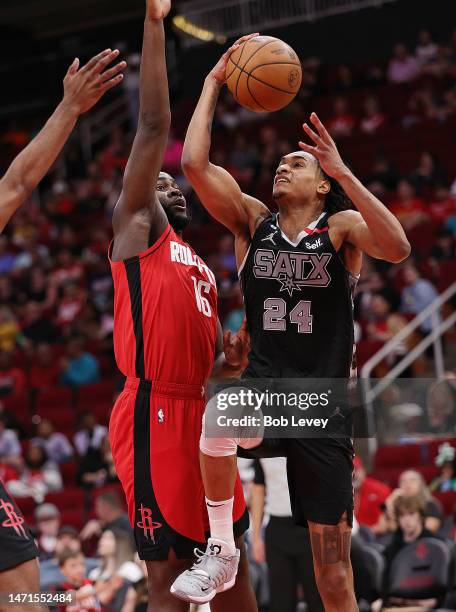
[158,408,164,423]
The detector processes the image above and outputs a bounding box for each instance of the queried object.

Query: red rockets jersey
[110,225,218,386]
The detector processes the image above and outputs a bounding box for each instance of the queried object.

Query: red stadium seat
[59,461,77,485]
[374,444,422,470]
[59,509,86,530]
[433,491,456,516]
[35,387,75,412]
[45,487,86,511]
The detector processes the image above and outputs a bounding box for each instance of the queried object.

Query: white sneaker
[170,538,240,604]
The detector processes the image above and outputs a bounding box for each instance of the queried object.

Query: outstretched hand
[147,0,171,20]
[63,49,126,115]
[209,33,259,84]
[223,324,251,368]
[299,112,348,181]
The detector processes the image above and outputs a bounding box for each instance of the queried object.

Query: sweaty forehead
[158,172,175,183]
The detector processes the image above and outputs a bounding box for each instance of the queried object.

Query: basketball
[226,35,302,113]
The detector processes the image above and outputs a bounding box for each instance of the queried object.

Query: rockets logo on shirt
[170,241,216,287]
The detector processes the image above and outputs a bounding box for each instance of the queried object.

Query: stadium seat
[35,387,75,412]
[388,538,450,600]
[45,488,86,511]
[433,491,456,516]
[360,543,385,595]
[374,443,423,470]
[59,461,77,485]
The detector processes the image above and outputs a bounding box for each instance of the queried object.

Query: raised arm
[0,50,125,233]
[299,113,411,263]
[182,36,269,242]
[112,0,171,239]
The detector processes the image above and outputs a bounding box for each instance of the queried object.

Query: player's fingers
[100,74,124,92]
[302,123,324,146]
[223,330,232,345]
[298,141,319,155]
[99,60,127,83]
[82,49,111,72]
[92,49,120,74]
[310,112,332,143]
[233,32,259,46]
[66,58,80,76]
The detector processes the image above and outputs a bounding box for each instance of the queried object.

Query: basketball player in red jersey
[0,48,125,607]
[108,2,256,610]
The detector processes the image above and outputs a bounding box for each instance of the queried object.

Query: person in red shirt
[55,549,101,612]
[353,456,391,530]
[326,96,356,138]
[389,179,429,231]
[29,344,61,390]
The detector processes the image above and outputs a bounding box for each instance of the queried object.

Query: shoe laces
[185,547,231,590]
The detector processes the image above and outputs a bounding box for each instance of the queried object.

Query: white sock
[205,496,235,554]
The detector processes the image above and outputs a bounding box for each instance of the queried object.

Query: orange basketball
[226,35,302,113]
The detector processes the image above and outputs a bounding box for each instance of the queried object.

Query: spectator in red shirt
[57,285,86,331]
[51,250,85,290]
[353,456,391,530]
[326,96,356,138]
[360,96,386,135]
[429,184,456,225]
[0,350,26,399]
[29,343,61,390]
[389,179,429,231]
[55,549,101,612]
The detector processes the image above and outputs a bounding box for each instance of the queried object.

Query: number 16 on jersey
[192,276,212,317]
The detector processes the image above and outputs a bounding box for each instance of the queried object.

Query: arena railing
[360,281,456,455]
[174,0,399,46]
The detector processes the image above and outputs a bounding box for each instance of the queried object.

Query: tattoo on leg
[311,532,322,567]
[342,531,351,565]
[322,526,342,564]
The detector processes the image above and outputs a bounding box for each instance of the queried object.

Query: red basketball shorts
[109,377,248,560]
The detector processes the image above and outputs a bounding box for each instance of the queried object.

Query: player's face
[272,152,328,204]
[156,173,190,232]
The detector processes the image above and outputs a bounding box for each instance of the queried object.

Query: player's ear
[317,178,330,196]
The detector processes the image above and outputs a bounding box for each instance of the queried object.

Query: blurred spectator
[76,435,118,489]
[56,284,87,331]
[429,185,456,225]
[0,307,21,351]
[430,227,456,262]
[55,549,101,611]
[353,456,391,530]
[89,528,142,609]
[415,29,438,65]
[400,264,439,333]
[31,418,73,464]
[409,151,447,193]
[80,491,132,546]
[35,503,61,560]
[430,443,456,492]
[24,267,57,309]
[326,96,356,138]
[40,525,98,589]
[29,344,61,390]
[387,43,420,83]
[60,337,100,387]
[0,350,26,399]
[74,411,107,456]
[366,291,424,376]
[7,443,63,503]
[123,52,140,129]
[51,250,85,290]
[389,180,429,231]
[359,96,386,135]
[0,413,22,468]
[426,380,455,435]
[331,64,355,92]
[0,236,16,274]
[381,470,443,537]
[12,233,49,272]
[22,302,59,345]
[381,495,441,608]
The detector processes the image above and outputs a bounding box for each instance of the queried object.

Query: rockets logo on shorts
[137,504,162,543]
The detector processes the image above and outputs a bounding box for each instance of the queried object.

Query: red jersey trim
[109,224,171,265]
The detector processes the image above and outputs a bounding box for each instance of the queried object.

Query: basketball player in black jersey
[0,47,125,608]
[171,45,410,609]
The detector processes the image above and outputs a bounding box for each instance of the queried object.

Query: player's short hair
[393,495,425,521]
[58,547,84,568]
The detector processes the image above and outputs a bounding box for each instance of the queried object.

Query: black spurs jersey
[240,212,357,379]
